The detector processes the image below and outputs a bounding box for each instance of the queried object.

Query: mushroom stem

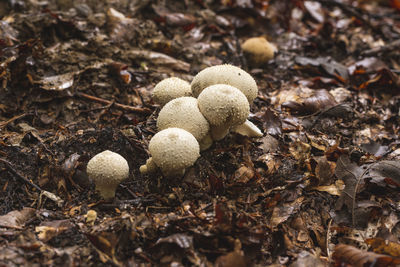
[210,125,230,141]
[231,120,263,137]
[199,132,213,151]
[95,184,119,201]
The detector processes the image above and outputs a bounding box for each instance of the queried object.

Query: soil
[0,0,400,266]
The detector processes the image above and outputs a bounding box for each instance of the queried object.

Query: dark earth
[0,0,400,266]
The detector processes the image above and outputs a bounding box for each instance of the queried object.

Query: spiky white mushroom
[197,84,250,141]
[191,64,258,103]
[157,97,210,149]
[140,128,200,177]
[152,77,192,106]
[86,150,129,200]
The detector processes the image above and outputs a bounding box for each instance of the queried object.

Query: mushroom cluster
[140,64,263,178]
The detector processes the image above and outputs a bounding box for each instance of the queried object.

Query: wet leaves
[0,207,36,229]
[0,0,400,266]
[333,244,400,267]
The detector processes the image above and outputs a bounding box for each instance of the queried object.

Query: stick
[76,92,152,114]
[0,158,42,191]
[0,113,28,129]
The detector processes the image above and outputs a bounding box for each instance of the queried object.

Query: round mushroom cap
[152,77,192,106]
[86,150,129,199]
[149,128,200,176]
[191,64,258,103]
[157,97,210,141]
[197,84,250,127]
[241,37,276,66]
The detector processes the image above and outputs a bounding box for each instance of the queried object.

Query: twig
[0,113,28,129]
[0,158,42,191]
[361,39,400,56]
[76,92,152,114]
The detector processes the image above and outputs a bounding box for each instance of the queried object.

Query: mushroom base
[95,184,118,201]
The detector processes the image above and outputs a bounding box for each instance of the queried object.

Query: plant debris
[0,0,400,265]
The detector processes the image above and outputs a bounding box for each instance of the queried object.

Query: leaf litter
[0,0,400,266]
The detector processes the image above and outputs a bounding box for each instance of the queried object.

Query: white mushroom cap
[191,64,258,103]
[198,84,250,141]
[86,150,129,200]
[157,97,210,142]
[149,128,200,177]
[152,77,192,106]
[241,37,276,66]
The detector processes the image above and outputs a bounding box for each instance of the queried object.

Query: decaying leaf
[0,207,36,229]
[289,250,327,267]
[277,87,337,115]
[215,251,246,267]
[86,232,121,266]
[366,238,400,257]
[270,197,304,229]
[261,108,282,136]
[294,56,349,81]
[333,244,400,267]
[335,155,366,211]
[361,139,390,157]
[36,219,73,242]
[155,233,193,249]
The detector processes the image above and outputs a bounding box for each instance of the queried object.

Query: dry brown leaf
[333,244,400,267]
[366,238,400,258]
[215,251,246,267]
[0,207,36,229]
[36,219,73,242]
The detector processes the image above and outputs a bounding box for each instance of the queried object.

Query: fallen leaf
[289,250,328,267]
[261,108,282,136]
[333,244,400,267]
[270,197,304,229]
[0,208,36,229]
[361,139,390,157]
[215,251,246,267]
[156,233,193,249]
[366,238,400,257]
[36,219,73,242]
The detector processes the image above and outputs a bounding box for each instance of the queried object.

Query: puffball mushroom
[198,84,250,141]
[152,77,192,106]
[157,97,210,150]
[231,119,263,137]
[86,150,129,200]
[241,37,276,66]
[141,128,200,177]
[191,64,258,103]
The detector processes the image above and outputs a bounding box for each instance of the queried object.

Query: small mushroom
[140,128,200,177]
[191,64,258,103]
[86,150,129,200]
[152,77,192,106]
[198,84,250,141]
[241,37,276,67]
[157,97,210,147]
[231,119,263,137]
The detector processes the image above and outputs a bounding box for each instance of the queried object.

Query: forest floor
[0,0,400,266]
